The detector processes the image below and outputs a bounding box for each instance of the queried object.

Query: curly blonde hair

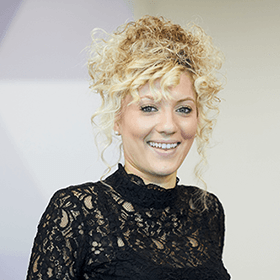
[88,15,224,193]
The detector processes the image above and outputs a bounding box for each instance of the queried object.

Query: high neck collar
[105,164,179,209]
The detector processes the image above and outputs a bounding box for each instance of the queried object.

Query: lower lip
[148,144,179,156]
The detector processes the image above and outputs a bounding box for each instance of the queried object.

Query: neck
[124,164,177,189]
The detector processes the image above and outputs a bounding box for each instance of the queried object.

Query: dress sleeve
[207,193,227,256]
[26,188,87,279]
[213,195,225,255]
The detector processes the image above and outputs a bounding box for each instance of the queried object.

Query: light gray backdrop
[0,0,279,279]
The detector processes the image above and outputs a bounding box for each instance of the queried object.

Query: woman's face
[115,73,198,188]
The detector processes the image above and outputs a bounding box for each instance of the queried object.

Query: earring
[114,131,120,136]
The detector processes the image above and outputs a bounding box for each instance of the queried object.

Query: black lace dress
[26,164,230,279]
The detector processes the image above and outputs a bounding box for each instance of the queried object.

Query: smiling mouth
[147,141,180,150]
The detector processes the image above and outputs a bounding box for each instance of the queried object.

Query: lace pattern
[27,164,230,279]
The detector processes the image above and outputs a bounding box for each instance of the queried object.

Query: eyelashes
[176,106,192,114]
[140,105,193,114]
[140,105,158,113]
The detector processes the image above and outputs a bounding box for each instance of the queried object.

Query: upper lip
[147,140,180,144]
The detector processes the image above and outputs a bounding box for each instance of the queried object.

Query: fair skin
[114,73,198,189]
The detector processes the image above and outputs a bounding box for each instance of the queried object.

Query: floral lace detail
[27,164,230,280]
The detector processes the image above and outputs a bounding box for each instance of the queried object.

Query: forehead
[138,73,195,101]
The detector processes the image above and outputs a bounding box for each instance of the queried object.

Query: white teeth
[148,142,178,150]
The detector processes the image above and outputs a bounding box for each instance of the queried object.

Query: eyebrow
[176,97,196,103]
[140,96,196,103]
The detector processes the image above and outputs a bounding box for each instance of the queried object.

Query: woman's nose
[156,111,178,135]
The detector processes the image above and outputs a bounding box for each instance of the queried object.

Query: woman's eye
[177,106,192,114]
[140,105,158,113]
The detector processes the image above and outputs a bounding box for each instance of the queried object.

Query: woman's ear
[113,117,121,135]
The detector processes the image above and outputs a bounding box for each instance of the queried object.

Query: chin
[149,164,179,177]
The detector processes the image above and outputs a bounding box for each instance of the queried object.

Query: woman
[27,16,230,279]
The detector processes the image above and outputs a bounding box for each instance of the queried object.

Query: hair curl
[87,15,224,198]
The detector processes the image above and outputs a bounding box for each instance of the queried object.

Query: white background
[0,0,279,279]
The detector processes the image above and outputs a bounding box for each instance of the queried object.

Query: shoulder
[178,185,227,251]
[178,185,224,214]
[38,181,112,231]
[45,181,111,214]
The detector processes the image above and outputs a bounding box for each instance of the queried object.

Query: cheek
[182,119,198,139]
[121,114,152,139]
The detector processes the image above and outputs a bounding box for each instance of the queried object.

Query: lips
[147,141,180,150]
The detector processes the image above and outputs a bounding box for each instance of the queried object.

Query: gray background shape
[0,0,279,279]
